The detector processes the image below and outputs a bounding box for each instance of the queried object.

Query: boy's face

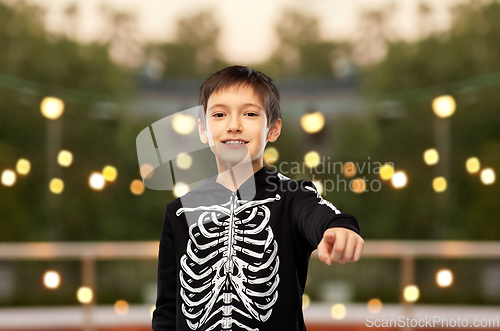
[199,85,281,171]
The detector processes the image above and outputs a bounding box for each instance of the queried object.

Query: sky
[25,0,468,64]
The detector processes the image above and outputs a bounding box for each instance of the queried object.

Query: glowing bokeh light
[172,113,196,135]
[130,180,145,195]
[304,151,321,168]
[403,285,420,302]
[77,286,93,304]
[331,303,346,320]
[433,177,447,193]
[57,150,73,167]
[41,96,64,119]
[466,157,480,174]
[176,153,193,170]
[263,147,279,165]
[351,178,366,194]
[173,182,189,197]
[379,164,394,180]
[432,95,456,118]
[114,300,129,315]
[300,111,325,134]
[480,168,495,185]
[43,270,61,289]
[343,162,357,177]
[1,169,16,186]
[89,173,105,190]
[140,163,154,179]
[391,171,408,189]
[102,166,118,182]
[436,269,453,287]
[424,148,439,165]
[16,159,31,175]
[367,298,382,314]
[49,178,64,194]
[302,294,311,309]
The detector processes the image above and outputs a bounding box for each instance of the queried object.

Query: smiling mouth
[221,139,249,145]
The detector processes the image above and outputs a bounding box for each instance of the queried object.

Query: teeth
[224,140,246,145]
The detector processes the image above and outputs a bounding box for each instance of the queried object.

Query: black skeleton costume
[152,165,360,331]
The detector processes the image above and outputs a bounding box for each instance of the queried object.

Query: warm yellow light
[173,182,189,197]
[331,303,346,320]
[432,95,456,118]
[43,270,61,289]
[89,173,105,190]
[300,111,325,134]
[391,171,408,189]
[102,166,118,182]
[175,153,193,170]
[2,169,17,186]
[351,178,366,194]
[150,305,155,319]
[480,168,495,185]
[379,164,394,180]
[343,162,356,177]
[433,177,447,193]
[312,180,323,196]
[130,180,145,195]
[424,148,439,165]
[16,159,31,175]
[49,178,64,194]
[403,285,419,302]
[77,286,93,304]
[114,300,129,315]
[263,147,279,165]
[172,113,196,135]
[140,163,154,179]
[57,150,73,167]
[436,269,453,287]
[466,157,480,174]
[302,294,311,309]
[304,151,321,168]
[367,298,382,314]
[41,96,64,119]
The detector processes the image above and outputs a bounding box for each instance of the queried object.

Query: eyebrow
[209,103,262,111]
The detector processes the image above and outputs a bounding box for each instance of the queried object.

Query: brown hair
[199,65,281,128]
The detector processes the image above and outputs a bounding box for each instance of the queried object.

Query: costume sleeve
[152,204,177,330]
[292,180,360,250]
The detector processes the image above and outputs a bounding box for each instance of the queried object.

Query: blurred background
[0,0,499,330]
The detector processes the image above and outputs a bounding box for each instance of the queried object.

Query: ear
[267,118,282,143]
[198,118,208,144]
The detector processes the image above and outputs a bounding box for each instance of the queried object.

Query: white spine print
[176,193,281,331]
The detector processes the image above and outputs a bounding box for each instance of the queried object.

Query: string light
[424,149,439,165]
[403,285,419,302]
[16,159,31,175]
[331,303,346,320]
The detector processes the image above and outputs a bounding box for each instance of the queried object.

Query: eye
[245,112,258,117]
[212,113,225,118]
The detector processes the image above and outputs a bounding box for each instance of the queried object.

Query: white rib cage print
[175,193,281,331]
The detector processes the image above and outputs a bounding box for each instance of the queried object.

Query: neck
[215,155,263,192]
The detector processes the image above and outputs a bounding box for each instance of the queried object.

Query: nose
[226,115,242,133]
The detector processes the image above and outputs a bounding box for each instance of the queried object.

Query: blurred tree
[259,8,352,78]
[143,9,228,78]
[355,0,500,240]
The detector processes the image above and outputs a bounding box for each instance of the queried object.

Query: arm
[292,180,364,264]
[152,205,177,330]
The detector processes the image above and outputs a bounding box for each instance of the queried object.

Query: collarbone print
[176,192,282,331]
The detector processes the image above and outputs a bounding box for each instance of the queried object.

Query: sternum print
[176,193,281,331]
[225,192,237,277]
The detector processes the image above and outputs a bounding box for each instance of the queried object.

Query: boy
[152,65,364,331]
